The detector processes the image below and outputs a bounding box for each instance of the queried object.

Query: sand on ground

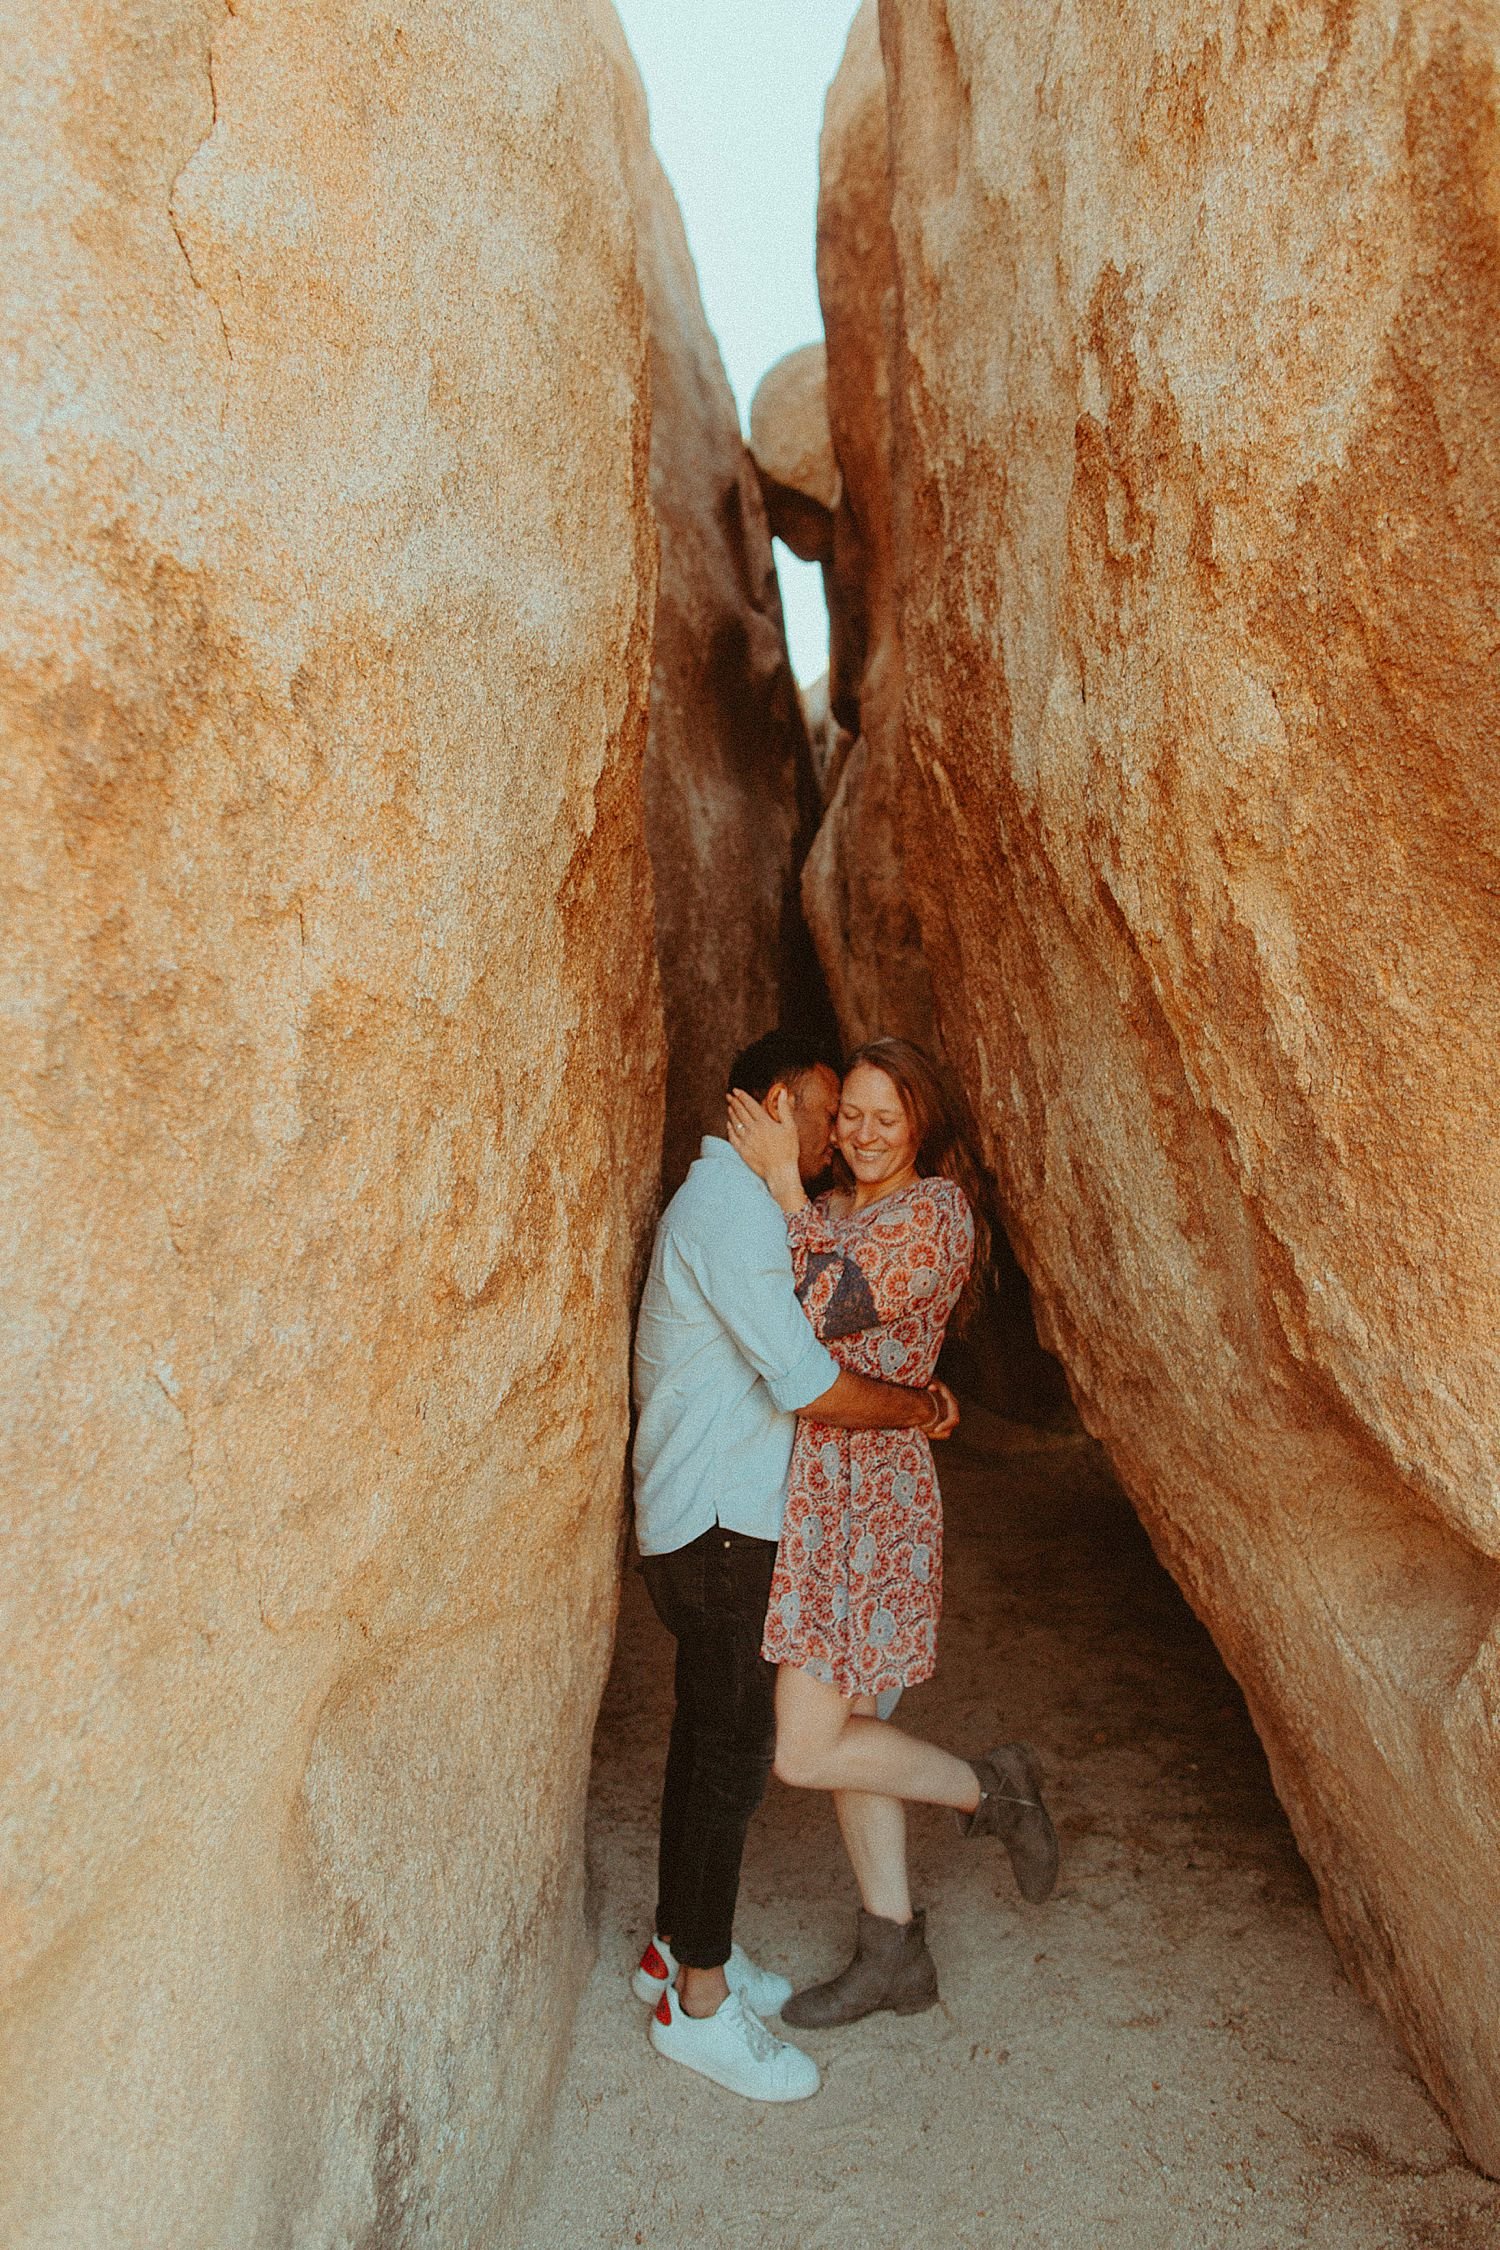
[514,1405,1500,2250]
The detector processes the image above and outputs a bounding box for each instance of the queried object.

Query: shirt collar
[699,1135,777,1196]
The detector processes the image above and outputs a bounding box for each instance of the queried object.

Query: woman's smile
[836,1063,921,1201]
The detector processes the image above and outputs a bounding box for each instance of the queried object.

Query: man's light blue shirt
[632,1137,840,1556]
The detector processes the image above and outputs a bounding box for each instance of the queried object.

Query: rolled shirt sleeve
[682,1214,839,1414]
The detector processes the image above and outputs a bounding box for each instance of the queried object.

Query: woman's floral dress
[762,1176,974,1697]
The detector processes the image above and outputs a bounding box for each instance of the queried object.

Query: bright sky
[612,0,862,685]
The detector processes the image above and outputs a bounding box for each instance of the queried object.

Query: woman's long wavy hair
[831,1036,992,1334]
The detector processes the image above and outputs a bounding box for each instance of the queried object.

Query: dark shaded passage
[517,1407,1500,2250]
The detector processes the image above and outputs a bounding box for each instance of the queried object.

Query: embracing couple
[628,1029,1060,2102]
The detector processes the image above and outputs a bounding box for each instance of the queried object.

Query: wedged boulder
[749,341,841,563]
[862,0,1500,2170]
[599,19,826,1189]
[0,5,664,2244]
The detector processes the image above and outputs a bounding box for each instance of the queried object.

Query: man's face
[783,1064,841,1183]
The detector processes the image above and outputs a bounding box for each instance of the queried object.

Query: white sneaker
[631,1934,794,2018]
[648,1983,820,2103]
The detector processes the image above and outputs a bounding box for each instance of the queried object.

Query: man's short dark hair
[728,1029,841,1103]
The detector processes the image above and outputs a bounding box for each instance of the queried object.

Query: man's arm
[680,1218,842,1413]
[679,1198,958,1437]
[803,1368,960,1439]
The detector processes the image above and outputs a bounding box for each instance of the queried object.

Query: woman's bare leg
[834,1791,912,1921]
[774,1666,981,1812]
[829,1693,914,1922]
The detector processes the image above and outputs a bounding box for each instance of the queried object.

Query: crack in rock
[166,7,235,370]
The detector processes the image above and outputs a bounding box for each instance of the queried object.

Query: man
[630,1029,959,2103]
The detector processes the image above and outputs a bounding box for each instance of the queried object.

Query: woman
[726,1037,1059,2027]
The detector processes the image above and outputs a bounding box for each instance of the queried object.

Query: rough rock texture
[816,2,902,748]
[0,5,665,2246]
[859,0,1500,2171]
[748,348,934,1055]
[749,344,841,517]
[801,733,935,1051]
[600,20,825,1191]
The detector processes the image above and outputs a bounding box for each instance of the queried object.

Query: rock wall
[767,3,1067,1426]
[0,5,665,2245]
[748,15,936,1062]
[800,3,935,1058]
[859,0,1500,2170]
[599,18,826,1191]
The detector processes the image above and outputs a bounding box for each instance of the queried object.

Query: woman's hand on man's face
[726,1085,801,1183]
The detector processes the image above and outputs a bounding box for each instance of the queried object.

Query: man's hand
[804,1367,961,1435]
[923,1380,960,1440]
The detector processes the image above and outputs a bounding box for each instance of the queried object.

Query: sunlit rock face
[865,0,1500,2169]
[0,4,665,2244]
[600,20,822,1189]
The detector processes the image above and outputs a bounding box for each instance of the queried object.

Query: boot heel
[890,1984,940,2016]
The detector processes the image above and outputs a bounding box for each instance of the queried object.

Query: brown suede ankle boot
[956,1741,1060,1902]
[782,1909,940,2029]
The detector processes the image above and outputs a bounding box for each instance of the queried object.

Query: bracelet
[919,1386,939,1431]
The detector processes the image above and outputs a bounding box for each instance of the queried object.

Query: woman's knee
[772,1729,823,1790]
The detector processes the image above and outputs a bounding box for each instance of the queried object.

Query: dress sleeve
[786,1199,840,1287]
[786,1199,888,1343]
[921,1180,977,1330]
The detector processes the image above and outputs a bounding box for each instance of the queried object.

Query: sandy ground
[514,1406,1500,2250]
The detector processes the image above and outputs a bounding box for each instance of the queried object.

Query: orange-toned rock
[816,1,899,743]
[799,671,853,803]
[861,0,1500,2171]
[0,4,663,2243]
[600,20,823,1190]
[749,343,840,516]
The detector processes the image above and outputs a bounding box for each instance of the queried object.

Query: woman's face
[835,1063,920,1192]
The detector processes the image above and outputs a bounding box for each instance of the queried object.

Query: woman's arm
[926,1182,977,1328]
[725,1086,807,1216]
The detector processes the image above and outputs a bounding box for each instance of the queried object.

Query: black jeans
[639,1526,779,1970]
